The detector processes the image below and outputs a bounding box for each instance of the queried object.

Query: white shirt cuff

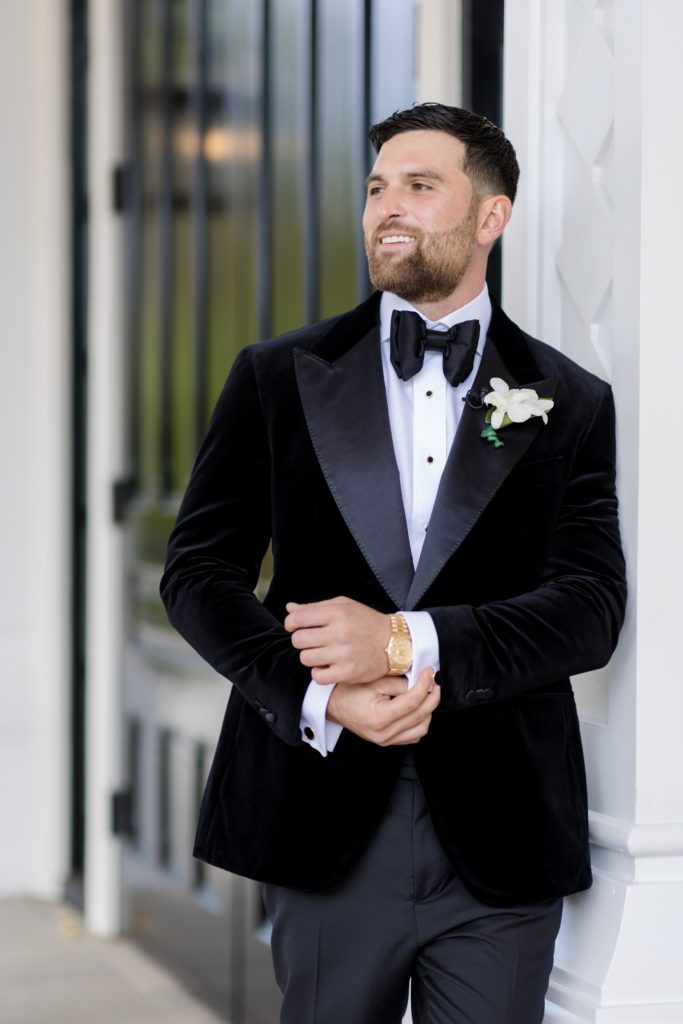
[300,680,344,757]
[402,611,440,688]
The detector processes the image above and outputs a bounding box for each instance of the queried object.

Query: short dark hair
[368,102,519,203]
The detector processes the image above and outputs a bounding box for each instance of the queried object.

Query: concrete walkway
[0,899,225,1024]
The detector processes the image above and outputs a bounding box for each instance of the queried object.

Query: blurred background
[2,1,683,1021]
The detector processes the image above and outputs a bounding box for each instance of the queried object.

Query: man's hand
[285,596,391,685]
[326,666,440,747]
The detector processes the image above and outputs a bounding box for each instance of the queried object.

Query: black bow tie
[389,310,481,387]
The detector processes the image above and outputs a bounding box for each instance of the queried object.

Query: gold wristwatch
[385,613,413,676]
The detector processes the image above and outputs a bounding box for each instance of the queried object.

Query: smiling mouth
[378,234,416,247]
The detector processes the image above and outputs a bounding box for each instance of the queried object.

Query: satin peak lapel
[294,328,414,609]
[405,338,558,609]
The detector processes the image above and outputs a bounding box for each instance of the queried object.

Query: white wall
[504,1,683,1019]
[0,0,71,898]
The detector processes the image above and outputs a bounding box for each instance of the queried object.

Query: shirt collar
[379,285,492,349]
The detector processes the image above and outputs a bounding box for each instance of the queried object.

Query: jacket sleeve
[426,383,627,711]
[160,346,310,746]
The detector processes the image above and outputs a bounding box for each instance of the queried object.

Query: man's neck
[408,278,487,321]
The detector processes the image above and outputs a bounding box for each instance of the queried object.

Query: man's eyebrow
[365,169,445,187]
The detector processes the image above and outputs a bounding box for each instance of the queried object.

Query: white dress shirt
[300,285,492,755]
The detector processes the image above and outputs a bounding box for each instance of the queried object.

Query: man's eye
[368,186,384,196]
[412,182,431,191]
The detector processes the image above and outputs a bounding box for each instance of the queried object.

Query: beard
[365,205,478,304]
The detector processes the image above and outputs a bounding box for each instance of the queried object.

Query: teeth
[381,235,414,244]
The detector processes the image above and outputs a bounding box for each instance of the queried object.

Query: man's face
[362,130,480,304]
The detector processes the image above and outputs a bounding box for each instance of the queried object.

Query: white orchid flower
[484,377,554,430]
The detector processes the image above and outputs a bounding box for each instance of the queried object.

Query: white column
[26,0,72,904]
[0,0,71,899]
[416,0,462,105]
[504,1,683,1020]
[84,0,127,937]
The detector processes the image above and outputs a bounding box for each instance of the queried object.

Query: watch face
[389,635,412,671]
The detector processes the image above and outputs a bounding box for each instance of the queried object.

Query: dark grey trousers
[263,756,563,1024]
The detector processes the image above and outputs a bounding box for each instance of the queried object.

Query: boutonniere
[480,377,554,448]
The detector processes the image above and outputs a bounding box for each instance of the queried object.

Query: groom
[161,103,626,1023]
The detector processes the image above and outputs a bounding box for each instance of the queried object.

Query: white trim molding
[590,813,683,859]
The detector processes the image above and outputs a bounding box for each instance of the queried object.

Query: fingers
[311,659,393,685]
[286,598,344,611]
[413,665,434,687]
[372,676,409,698]
[289,626,334,650]
[286,597,390,685]
[284,597,347,632]
[311,663,368,685]
[377,721,435,745]
[326,674,440,746]
[286,608,344,678]
[393,665,436,708]
[383,676,440,723]
[385,691,441,745]
[369,674,440,746]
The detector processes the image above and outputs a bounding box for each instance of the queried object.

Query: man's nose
[376,186,406,220]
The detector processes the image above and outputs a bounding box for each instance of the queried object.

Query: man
[161,104,626,1023]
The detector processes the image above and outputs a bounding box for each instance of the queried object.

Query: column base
[544,840,683,1023]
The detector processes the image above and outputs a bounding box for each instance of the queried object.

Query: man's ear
[476,194,513,248]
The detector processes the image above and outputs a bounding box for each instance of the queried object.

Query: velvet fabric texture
[160,293,627,907]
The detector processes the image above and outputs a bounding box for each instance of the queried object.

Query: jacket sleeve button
[265,712,277,724]
[465,688,494,703]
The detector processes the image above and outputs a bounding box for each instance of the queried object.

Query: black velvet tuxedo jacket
[161,293,626,907]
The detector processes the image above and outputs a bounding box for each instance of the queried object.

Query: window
[126,0,373,640]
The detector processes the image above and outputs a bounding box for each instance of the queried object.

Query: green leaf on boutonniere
[481,422,504,448]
